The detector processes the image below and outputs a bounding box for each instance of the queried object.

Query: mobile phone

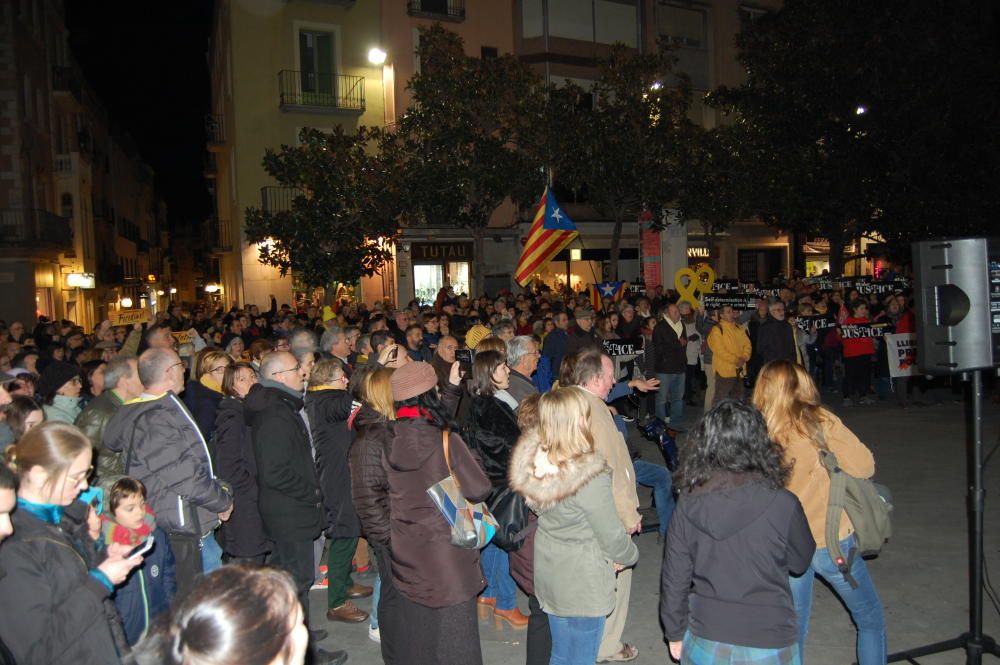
[455,348,474,375]
[128,535,155,560]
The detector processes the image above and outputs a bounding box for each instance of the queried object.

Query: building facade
[0,1,168,330]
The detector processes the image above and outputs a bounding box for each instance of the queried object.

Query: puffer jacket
[0,500,129,665]
[104,392,233,537]
[244,382,326,541]
[349,404,394,546]
[707,319,752,378]
[385,418,491,608]
[509,432,639,618]
[112,525,176,646]
[463,394,520,498]
[214,396,271,557]
[305,387,361,539]
[75,390,126,492]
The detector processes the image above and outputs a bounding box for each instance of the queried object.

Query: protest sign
[603,338,643,357]
[171,331,195,345]
[885,332,918,377]
[702,294,757,310]
[839,323,894,339]
[111,309,150,326]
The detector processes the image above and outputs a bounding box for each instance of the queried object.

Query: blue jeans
[370,569,382,629]
[655,372,685,424]
[480,543,518,611]
[789,535,886,665]
[200,532,223,574]
[633,459,674,536]
[548,614,606,665]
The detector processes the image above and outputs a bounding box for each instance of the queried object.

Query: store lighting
[66,272,95,289]
[120,297,134,308]
[170,287,178,294]
[368,47,387,65]
[570,248,582,261]
[204,284,220,294]
[156,289,165,295]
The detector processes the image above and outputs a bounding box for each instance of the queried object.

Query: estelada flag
[589,281,626,311]
[514,188,579,287]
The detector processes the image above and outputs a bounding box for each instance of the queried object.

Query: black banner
[795,316,838,331]
[603,337,643,356]
[702,294,757,310]
[839,323,894,339]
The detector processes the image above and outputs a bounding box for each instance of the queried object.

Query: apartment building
[0,1,167,328]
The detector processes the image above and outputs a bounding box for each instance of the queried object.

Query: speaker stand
[886,370,1000,665]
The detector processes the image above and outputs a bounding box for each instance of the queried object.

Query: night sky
[65,1,214,231]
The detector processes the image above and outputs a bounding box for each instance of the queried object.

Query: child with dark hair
[660,399,816,665]
[102,477,177,645]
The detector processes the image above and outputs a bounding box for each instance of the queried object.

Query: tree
[712,0,1000,272]
[541,43,696,281]
[383,25,546,292]
[244,126,399,297]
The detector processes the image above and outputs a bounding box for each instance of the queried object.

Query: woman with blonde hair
[184,348,233,444]
[752,360,886,665]
[350,367,398,658]
[509,388,638,665]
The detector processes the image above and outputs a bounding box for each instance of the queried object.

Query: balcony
[204,152,218,179]
[205,113,225,146]
[278,71,365,114]
[0,209,73,256]
[54,153,73,175]
[212,219,234,254]
[52,66,82,104]
[407,0,465,21]
[260,186,303,213]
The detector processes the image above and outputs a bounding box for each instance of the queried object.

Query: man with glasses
[245,351,345,664]
[103,348,234,600]
[756,298,798,367]
[506,335,540,404]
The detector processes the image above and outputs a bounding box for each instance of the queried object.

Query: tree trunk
[828,234,846,276]
[608,215,623,282]
[473,228,487,297]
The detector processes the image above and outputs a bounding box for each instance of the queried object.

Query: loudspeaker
[912,238,1000,375]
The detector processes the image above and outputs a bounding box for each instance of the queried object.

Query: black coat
[565,326,601,357]
[214,396,271,557]
[0,500,129,665]
[463,394,520,498]
[182,380,224,450]
[349,404,394,546]
[305,388,361,539]
[660,471,815,649]
[755,316,797,366]
[244,383,326,541]
[652,318,687,374]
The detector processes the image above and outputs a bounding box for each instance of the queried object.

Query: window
[549,0,594,41]
[739,5,769,33]
[522,0,544,38]
[658,4,710,90]
[595,0,637,47]
[298,30,335,94]
[481,46,498,60]
[61,193,73,220]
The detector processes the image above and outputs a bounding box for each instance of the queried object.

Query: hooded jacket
[305,387,361,539]
[660,471,815,649]
[109,525,176,646]
[0,500,129,665]
[707,319,752,379]
[244,383,326,541]
[104,392,233,537]
[385,418,491,608]
[214,396,271,557]
[348,404,394,546]
[509,432,638,617]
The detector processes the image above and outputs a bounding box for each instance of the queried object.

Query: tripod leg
[886,636,964,663]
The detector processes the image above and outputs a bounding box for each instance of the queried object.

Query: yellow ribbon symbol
[674,264,716,307]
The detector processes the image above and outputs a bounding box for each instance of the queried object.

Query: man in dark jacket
[246,351,344,661]
[565,308,601,356]
[506,335,540,405]
[103,348,233,600]
[756,299,798,366]
[652,303,688,425]
[541,311,570,383]
[75,357,144,493]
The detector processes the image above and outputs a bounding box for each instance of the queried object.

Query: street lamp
[368,47,387,65]
[856,105,867,115]
[204,284,220,294]
[120,296,133,308]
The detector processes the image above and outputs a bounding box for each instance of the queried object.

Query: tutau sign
[411,242,473,263]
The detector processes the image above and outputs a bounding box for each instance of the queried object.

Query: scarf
[199,373,223,394]
[396,406,434,421]
[101,505,157,548]
[16,497,63,525]
[259,378,302,399]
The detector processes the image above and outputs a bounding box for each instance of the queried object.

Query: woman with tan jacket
[753,361,886,665]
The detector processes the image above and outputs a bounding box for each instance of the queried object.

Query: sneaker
[318,564,328,575]
[368,626,381,643]
[310,578,328,590]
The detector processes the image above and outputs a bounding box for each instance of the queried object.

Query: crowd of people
[0,274,898,665]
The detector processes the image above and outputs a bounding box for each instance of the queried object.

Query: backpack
[817,428,893,588]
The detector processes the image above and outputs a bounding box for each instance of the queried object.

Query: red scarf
[395,406,433,421]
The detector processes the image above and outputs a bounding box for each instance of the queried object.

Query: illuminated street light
[368,47,387,65]
[204,284,220,294]
[650,81,663,91]
[120,297,133,308]
[856,105,867,115]
[170,287,178,294]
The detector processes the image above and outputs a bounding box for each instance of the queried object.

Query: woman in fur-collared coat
[509,387,638,665]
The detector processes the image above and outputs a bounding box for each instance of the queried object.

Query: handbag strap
[442,429,461,491]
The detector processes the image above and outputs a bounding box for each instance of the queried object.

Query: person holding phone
[101,477,177,645]
[0,422,143,664]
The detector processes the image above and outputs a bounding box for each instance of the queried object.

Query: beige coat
[572,386,641,530]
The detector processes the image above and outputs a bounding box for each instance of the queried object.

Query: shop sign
[411,242,473,262]
[687,246,719,259]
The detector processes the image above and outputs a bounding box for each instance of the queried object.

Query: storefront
[409,241,473,305]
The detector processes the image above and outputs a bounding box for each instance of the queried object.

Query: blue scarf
[16,497,63,525]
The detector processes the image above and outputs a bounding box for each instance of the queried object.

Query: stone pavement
[311,395,1000,664]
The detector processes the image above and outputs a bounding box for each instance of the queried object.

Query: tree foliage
[243,126,398,290]
[711,0,1000,270]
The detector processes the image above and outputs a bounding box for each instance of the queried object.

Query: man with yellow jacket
[707,305,752,405]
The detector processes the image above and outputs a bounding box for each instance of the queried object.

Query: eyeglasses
[273,365,301,375]
[168,362,185,372]
[67,465,94,484]
[210,365,228,374]
[70,376,83,385]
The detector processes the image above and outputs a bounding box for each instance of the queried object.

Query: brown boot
[493,607,529,629]
[346,582,373,599]
[326,601,368,623]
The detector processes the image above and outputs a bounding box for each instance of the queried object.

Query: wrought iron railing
[407,0,465,20]
[260,186,303,213]
[278,71,365,111]
[0,209,73,249]
[205,114,225,143]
